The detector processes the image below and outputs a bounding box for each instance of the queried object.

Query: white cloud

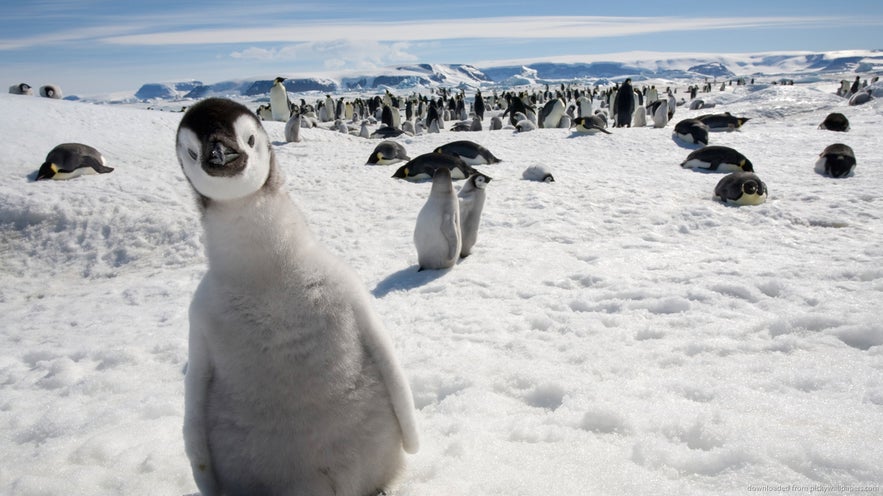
[230,39,419,70]
[99,15,858,46]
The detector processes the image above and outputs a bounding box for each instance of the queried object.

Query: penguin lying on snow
[815,143,856,178]
[522,165,555,182]
[714,172,768,206]
[434,140,501,165]
[696,112,750,131]
[818,112,850,132]
[680,146,753,173]
[36,143,113,180]
[366,140,409,165]
[175,98,419,496]
[572,115,611,134]
[673,118,710,145]
[392,153,478,181]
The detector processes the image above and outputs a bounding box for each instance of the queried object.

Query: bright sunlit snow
[1,60,882,495]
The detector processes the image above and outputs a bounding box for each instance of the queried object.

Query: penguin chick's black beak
[208,141,240,168]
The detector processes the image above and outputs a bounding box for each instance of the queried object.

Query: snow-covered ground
[1,75,882,495]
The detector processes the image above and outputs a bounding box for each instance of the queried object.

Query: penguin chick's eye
[248,135,255,148]
[187,149,198,161]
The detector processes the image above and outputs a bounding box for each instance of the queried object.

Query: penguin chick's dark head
[176,98,279,205]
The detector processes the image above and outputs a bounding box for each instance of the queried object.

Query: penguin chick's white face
[176,99,271,202]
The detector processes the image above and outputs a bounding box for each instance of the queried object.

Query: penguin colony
[18,72,870,494]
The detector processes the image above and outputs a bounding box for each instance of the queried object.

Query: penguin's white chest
[414,195,461,270]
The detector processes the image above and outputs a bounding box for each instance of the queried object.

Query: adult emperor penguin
[367,140,410,165]
[696,112,749,131]
[539,97,565,128]
[269,77,290,122]
[458,172,491,258]
[36,143,113,180]
[814,143,856,178]
[175,98,419,496]
[681,146,753,172]
[414,167,461,271]
[818,112,850,132]
[651,99,669,128]
[673,118,710,145]
[573,115,611,134]
[613,79,635,127]
[434,140,501,165]
[392,153,477,181]
[714,171,768,206]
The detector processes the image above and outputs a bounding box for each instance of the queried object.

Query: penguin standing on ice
[175,98,419,496]
[614,79,635,127]
[458,172,491,258]
[269,77,290,122]
[414,167,461,271]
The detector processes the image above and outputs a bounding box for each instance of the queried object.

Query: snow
[1,71,882,495]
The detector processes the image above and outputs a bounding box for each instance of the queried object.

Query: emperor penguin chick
[458,172,491,258]
[175,98,419,496]
[414,167,461,271]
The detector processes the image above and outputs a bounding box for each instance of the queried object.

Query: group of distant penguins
[14,76,868,495]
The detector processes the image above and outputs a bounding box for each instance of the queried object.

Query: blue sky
[3,0,882,95]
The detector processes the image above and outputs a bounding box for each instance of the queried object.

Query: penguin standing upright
[414,167,461,271]
[614,79,635,128]
[458,172,490,258]
[269,77,290,122]
[175,98,419,496]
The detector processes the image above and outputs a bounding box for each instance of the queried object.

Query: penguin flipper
[183,301,221,495]
[442,213,460,262]
[353,299,420,454]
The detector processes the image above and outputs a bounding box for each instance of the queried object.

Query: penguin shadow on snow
[372,263,456,298]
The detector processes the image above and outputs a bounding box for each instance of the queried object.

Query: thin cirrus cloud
[98,15,841,47]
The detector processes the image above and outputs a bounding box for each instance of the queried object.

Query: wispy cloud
[97,15,849,46]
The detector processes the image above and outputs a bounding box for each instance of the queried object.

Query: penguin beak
[36,162,57,180]
[208,141,240,168]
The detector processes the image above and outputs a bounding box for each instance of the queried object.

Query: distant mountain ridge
[131,50,883,101]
